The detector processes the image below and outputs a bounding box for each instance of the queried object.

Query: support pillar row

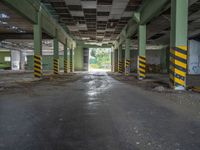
[138,25,147,80]
[170,0,188,90]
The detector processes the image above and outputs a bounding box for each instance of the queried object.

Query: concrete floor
[0,72,200,150]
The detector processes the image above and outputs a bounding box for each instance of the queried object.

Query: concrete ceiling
[41,0,143,44]
[0,1,32,34]
[0,0,200,50]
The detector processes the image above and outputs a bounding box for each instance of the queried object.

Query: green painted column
[33,10,42,78]
[111,50,114,72]
[125,39,131,76]
[53,37,59,74]
[64,39,68,73]
[138,25,147,80]
[112,49,118,72]
[118,45,123,73]
[70,48,73,72]
[114,49,118,72]
[170,0,188,90]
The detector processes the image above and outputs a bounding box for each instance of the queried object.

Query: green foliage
[90,49,96,57]
[90,64,99,69]
[89,48,111,69]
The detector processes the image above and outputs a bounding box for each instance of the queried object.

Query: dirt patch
[108,73,171,92]
[0,73,83,95]
[108,73,200,110]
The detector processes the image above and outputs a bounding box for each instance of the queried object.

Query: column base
[138,77,144,80]
[174,85,185,91]
[138,56,146,81]
[34,55,42,78]
[53,58,59,74]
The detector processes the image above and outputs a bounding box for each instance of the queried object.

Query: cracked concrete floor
[0,72,200,150]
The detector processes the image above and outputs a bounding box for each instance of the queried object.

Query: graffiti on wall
[188,40,200,75]
[190,55,200,74]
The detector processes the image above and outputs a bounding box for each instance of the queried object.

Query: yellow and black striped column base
[64,59,68,73]
[118,61,123,73]
[53,58,59,74]
[125,59,131,76]
[138,56,146,79]
[34,55,42,78]
[70,63,73,72]
[169,46,187,90]
[114,64,118,72]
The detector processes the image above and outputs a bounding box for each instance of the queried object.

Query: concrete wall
[74,46,84,71]
[74,45,112,71]
[188,40,200,75]
[130,49,162,72]
[73,47,167,73]
[26,55,64,70]
[0,50,11,70]
[11,50,21,70]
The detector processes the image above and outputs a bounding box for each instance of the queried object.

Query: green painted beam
[76,41,112,48]
[41,11,56,37]
[140,0,170,25]
[117,0,170,46]
[126,21,138,38]
[1,0,38,23]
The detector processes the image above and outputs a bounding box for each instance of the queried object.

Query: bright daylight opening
[89,48,111,72]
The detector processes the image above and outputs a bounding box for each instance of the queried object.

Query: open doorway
[89,48,111,72]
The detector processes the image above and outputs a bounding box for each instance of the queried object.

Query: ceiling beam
[140,0,170,25]
[0,33,51,40]
[117,0,171,47]
[1,0,75,46]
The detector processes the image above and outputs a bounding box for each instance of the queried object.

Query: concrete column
[111,51,112,72]
[70,48,73,72]
[64,40,68,73]
[111,49,114,72]
[33,10,42,78]
[114,49,118,72]
[118,45,123,73]
[11,50,20,71]
[20,51,26,70]
[138,25,147,80]
[170,0,188,90]
[53,37,59,74]
[125,39,131,76]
